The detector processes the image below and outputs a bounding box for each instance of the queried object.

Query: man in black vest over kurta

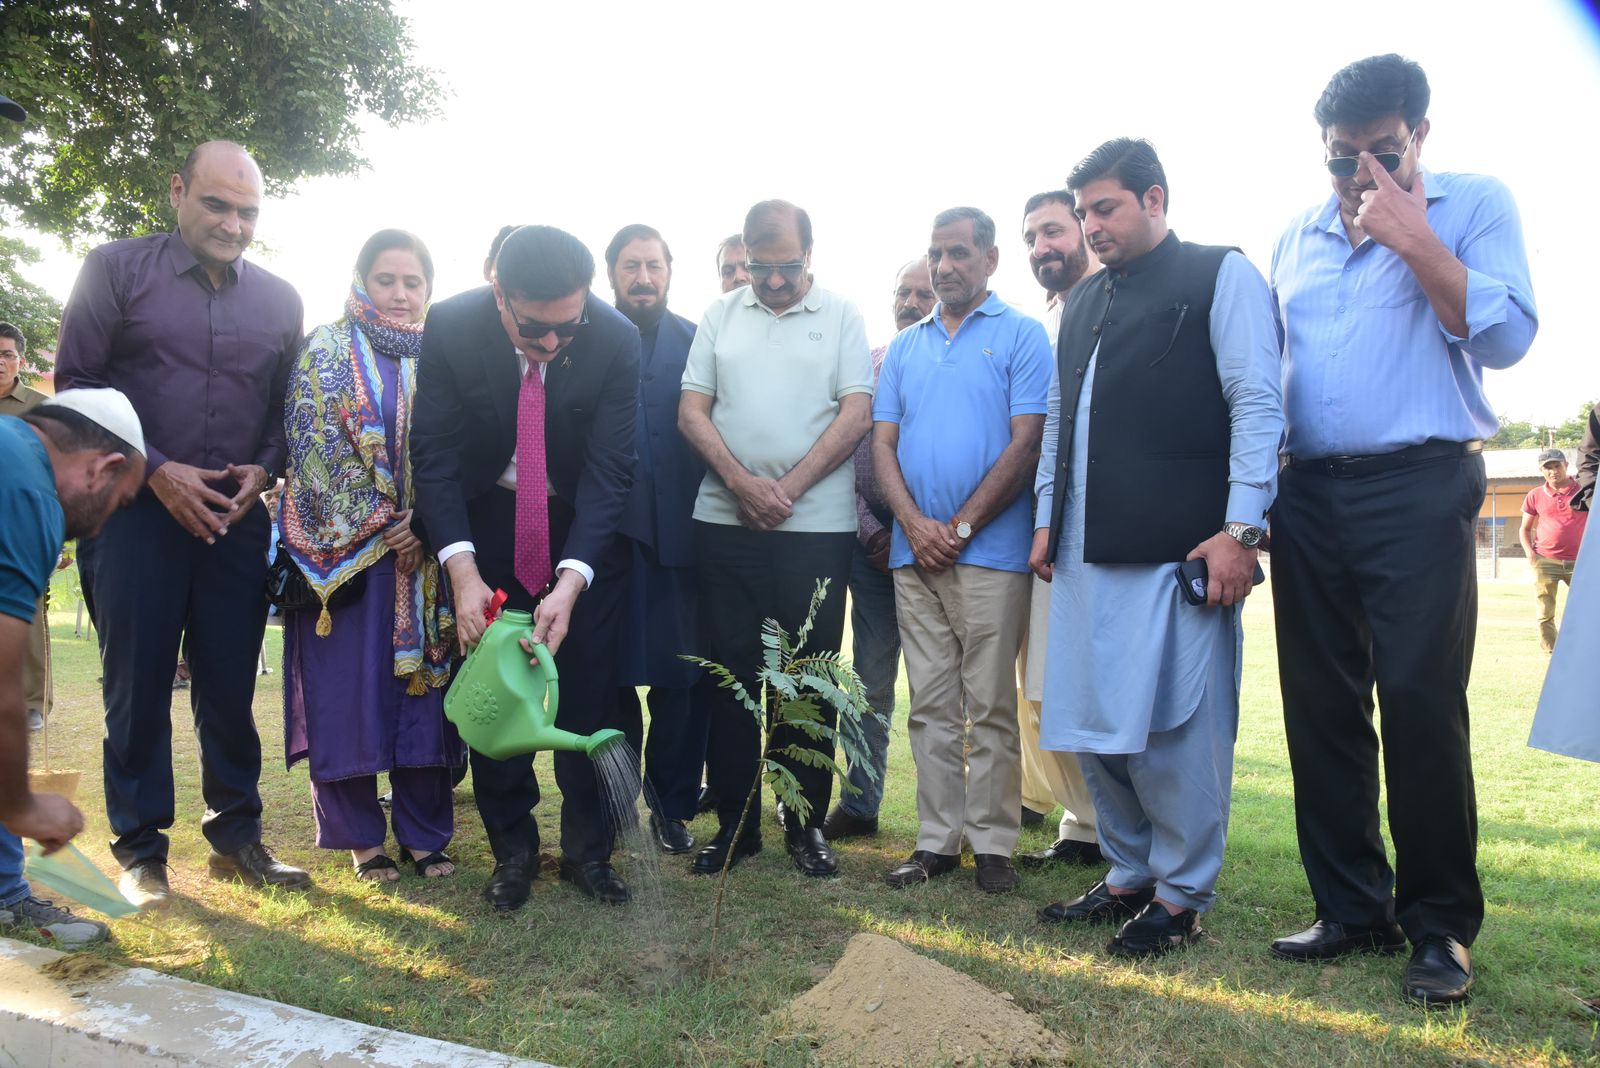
[411,225,640,909]
[1028,139,1283,957]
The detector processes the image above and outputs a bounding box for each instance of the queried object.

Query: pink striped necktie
[514,362,552,597]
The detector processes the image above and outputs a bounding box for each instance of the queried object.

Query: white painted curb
[0,937,556,1067]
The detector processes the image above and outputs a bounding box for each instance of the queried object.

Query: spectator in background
[1519,448,1587,653]
[280,229,459,882]
[483,225,524,282]
[715,234,751,293]
[0,322,53,732]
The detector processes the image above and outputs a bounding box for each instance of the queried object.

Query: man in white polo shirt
[678,199,873,879]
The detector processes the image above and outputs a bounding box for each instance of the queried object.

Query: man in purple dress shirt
[55,141,311,910]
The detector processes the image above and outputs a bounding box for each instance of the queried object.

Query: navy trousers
[78,491,269,868]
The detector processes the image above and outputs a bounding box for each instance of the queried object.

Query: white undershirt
[436,354,594,588]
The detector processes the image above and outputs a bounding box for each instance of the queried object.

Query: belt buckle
[1324,456,1355,478]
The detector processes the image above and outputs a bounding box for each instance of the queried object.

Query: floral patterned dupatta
[280,279,452,693]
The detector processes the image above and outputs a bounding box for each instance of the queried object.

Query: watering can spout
[521,724,621,756]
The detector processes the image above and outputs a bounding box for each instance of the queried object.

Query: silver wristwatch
[1223,522,1265,548]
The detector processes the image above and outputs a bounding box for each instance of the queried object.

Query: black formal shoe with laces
[785,825,838,877]
[1270,919,1408,962]
[974,853,1020,893]
[820,804,879,840]
[119,858,172,911]
[559,859,631,905]
[1107,902,1203,958]
[1038,880,1155,924]
[690,826,762,875]
[207,842,311,890]
[884,850,960,889]
[1403,936,1472,1007]
[649,813,696,855]
[1016,838,1104,870]
[483,852,536,911]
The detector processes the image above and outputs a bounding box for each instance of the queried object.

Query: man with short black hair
[606,223,707,854]
[1,388,146,947]
[56,140,309,910]
[483,225,524,282]
[1268,54,1537,1006]
[1031,138,1282,958]
[680,199,873,879]
[413,224,640,910]
[715,234,751,293]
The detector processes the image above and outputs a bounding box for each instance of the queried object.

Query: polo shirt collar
[742,280,822,315]
[931,290,1006,321]
[1310,164,1447,235]
[165,230,241,286]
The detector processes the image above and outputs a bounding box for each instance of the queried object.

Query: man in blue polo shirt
[872,207,1052,894]
[1,388,146,947]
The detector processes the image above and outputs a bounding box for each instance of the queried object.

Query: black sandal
[408,850,455,878]
[355,853,399,881]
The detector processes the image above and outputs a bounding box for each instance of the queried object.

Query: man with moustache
[874,208,1051,893]
[0,323,54,735]
[606,224,707,854]
[1013,192,1103,869]
[1032,139,1281,957]
[820,258,936,841]
[412,225,640,910]
[1268,55,1537,1005]
[55,141,310,909]
[716,234,752,293]
[680,200,873,878]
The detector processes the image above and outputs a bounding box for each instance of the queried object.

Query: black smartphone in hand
[1175,558,1267,606]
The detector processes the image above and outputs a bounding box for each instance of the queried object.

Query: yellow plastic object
[25,842,138,918]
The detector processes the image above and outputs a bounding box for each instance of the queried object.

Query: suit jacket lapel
[485,312,519,445]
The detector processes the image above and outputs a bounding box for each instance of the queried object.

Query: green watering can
[444,603,624,761]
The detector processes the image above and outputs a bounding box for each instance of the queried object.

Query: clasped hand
[734,474,793,531]
[150,461,268,543]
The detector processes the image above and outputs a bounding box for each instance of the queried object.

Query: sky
[19,0,1600,424]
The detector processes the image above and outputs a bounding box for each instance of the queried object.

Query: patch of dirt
[780,933,1065,1067]
[40,954,117,983]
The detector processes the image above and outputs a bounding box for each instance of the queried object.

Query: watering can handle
[523,634,560,716]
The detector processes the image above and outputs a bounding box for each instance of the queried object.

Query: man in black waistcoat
[1028,139,1283,957]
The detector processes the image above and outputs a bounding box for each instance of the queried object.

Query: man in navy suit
[606,225,708,856]
[412,225,640,910]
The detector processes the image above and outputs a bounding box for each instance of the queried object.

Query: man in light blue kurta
[1031,138,1282,958]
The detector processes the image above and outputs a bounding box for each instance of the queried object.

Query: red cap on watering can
[485,588,509,624]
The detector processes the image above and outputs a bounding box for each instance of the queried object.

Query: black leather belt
[1287,438,1483,479]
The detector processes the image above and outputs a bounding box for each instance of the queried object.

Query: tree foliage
[0,0,441,244]
[0,234,63,380]
[1487,402,1595,451]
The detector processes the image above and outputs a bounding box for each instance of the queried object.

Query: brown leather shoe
[207,842,311,890]
[974,854,1020,893]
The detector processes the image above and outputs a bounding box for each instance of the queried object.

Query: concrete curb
[0,936,556,1067]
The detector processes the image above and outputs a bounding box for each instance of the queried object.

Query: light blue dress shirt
[1270,167,1538,458]
[875,291,1051,573]
[1034,252,1283,754]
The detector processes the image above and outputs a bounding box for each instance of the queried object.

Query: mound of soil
[783,933,1065,1067]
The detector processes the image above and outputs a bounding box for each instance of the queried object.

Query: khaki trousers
[1016,577,1098,842]
[1533,554,1576,653]
[25,593,50,722]
[895,564,1031,856]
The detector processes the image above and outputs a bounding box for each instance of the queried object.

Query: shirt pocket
[1357,252,1427,308]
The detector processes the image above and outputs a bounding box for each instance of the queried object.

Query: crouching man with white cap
[0,388,146,946]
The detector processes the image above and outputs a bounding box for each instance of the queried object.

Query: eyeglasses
[744,260,807,283]
[1324,126,1419,178]
[506,299,589,340]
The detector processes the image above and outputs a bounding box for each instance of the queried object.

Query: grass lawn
[23,571,1600,1067]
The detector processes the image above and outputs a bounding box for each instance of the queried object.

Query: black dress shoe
[1038,880,1155,924]
[649,813,696,855]
[119,858,171,911]
[884,850,960,888]
[1270,919,1408,962]
[1403,936,1472,1007]
[974,854,1020,894]
[1017,838,1104,870]
[559,860,631,905]
[690,826,762,875]
[207,842,311,890]
[785,825,838,877]
[820,804,879,840]
[1108,901,1203,958]
[483,853,536,911]
[1021,806,1048,827]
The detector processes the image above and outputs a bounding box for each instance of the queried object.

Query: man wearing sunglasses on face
[1267,54,1537,1007]
[412,225,641,911]
[678,200,874,879]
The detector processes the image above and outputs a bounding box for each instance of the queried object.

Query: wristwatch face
[956,521,972,539]
[1226,523,1264,547]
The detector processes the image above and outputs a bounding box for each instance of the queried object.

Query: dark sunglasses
[745,260,807,283]
[507,298,589,340]
[1325,126,1418,178]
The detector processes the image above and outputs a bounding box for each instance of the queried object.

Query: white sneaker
[0,896,111,948]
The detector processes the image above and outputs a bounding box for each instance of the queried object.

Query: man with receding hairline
[715,234,751,293]
[56,139,309,909]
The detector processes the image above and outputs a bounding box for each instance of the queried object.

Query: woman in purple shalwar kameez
[280,230,461,882]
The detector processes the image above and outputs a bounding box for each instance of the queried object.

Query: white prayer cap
[39,388,147,458]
